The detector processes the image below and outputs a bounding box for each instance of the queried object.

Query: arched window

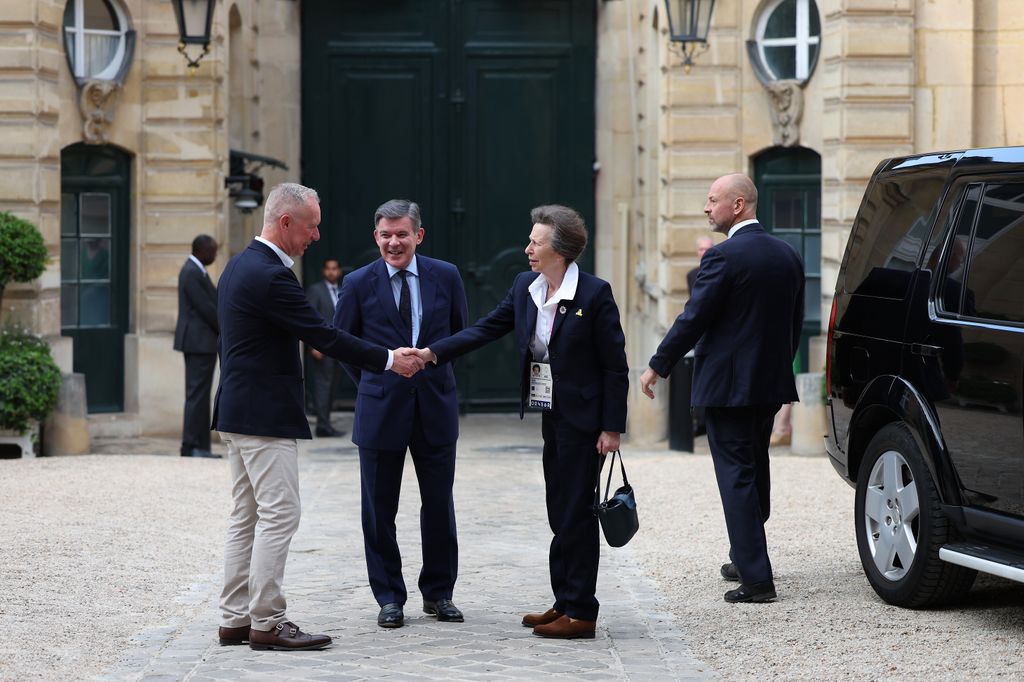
[62,0,133,82]
[750,0,821,83]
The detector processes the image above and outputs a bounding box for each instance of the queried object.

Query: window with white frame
[62,0,131,81]
[753,0,821,82]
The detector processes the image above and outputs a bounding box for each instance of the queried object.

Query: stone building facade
[1,0,1021,444]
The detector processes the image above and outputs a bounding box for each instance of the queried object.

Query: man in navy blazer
[334,199,469,629]
[212,184,424,652]
[640,173,804,604]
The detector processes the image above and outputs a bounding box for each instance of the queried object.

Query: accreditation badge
[528,361,553,410]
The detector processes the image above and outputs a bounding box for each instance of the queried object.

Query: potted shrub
[0,211,59,456]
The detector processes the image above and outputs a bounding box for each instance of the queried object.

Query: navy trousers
[358,415,458,606]
[541,410,603,621]
[704,404,779,585]
[181,352,216,454]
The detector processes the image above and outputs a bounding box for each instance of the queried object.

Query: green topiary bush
[0,329,61,435]
[0,211,48,310]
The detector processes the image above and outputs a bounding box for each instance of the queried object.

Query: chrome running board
[940,542,1024,584]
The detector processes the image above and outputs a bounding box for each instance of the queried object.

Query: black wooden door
[60,144,131,413]
[302,0,595,409]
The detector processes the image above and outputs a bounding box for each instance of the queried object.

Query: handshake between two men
[388,347,437,378]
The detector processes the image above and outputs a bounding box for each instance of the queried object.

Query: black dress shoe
[720,562,740,582]
[188,449,222,459]
[315,426,341,438]
[423,598,464,622]
[724,580,777,603]
[378,603,404,628]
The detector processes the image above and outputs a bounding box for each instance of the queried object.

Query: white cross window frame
[63,0,130,81]
[755,0,821,82]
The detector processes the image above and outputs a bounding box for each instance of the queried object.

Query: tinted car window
[843,169,946,298]
[963,182,1024,324]
[936,184,980,316]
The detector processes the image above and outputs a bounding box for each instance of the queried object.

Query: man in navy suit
[640,174,804,604]
[334,199,469,629]
[213,184,424,651]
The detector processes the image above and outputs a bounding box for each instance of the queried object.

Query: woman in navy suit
[423,205,628,639]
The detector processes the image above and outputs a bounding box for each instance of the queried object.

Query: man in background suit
[334,199,469,629]
[307,257,345,437]
[174,234,220,459]
[640,173,804,604]
[213,183,424,651]
[686,235,714,293]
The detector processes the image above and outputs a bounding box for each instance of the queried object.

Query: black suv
[826,146,1024,607]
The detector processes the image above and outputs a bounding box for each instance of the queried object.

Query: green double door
[301,0,596,408]
[754,147,822,373]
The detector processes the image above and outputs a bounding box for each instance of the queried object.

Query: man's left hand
[596,431,620,455]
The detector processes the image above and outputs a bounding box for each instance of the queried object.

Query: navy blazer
[648,223,804,407]
[430,269,628,435]
[173,259,218,354]
[212,240,389,439]
[335,256,469,450]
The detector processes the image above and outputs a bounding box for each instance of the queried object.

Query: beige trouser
[218,431,301,632]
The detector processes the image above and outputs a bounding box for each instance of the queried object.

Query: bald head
[704,173,759,234]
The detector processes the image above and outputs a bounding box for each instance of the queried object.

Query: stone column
[820,0,915,324]
[130,0,227,435]
[0,0,72,370]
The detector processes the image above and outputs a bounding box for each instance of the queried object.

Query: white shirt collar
[385,254,419,279]
[188,254,207,275]
[529,261,580,309]
[255,236,294,268]
[727,219,759,239]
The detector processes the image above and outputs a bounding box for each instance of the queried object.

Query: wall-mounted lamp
[664,0,716,73]
[171,0,215,72]
[225,149,289,214]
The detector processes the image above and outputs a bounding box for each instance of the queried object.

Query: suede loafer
[532,615,596,640]
[521,608,562,628]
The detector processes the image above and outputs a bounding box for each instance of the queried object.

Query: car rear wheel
[854,422,976,607]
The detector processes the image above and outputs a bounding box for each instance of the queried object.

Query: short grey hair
[264,183,319,225]
[531,204,588,263]
[374,199,421,231]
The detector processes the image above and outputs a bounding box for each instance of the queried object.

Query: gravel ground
[2,423,1023,680]
[0,453,228,681]
[626,442,1024,681]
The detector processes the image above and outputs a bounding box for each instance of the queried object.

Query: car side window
[961,182,1024,324]
[935,184,981,317]
[843,169,946,298]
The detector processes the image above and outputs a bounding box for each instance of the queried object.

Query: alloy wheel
[863,449,921,581]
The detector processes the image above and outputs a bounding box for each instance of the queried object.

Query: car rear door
[916,177,1024,516]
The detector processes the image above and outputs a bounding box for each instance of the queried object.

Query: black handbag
[593,450,639,547]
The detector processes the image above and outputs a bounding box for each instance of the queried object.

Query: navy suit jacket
[430,269,628,435]
[334,256,469,450]
[212,240,389,439]
[648,223,804,407]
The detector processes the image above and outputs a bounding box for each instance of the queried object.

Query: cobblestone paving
[107,416,708,681]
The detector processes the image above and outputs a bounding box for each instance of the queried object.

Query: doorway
[301,0,596,409]
[754,146,822,372]
[60,144,131,413]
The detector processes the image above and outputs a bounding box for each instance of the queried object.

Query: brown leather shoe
[532,615,596,639]
[249,621,332,651]
[521,608,563,628]
[218,625,250,646]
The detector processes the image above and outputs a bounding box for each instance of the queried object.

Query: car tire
[854,422,976,607]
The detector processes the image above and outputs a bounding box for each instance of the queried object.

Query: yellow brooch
[576,308,583,317]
